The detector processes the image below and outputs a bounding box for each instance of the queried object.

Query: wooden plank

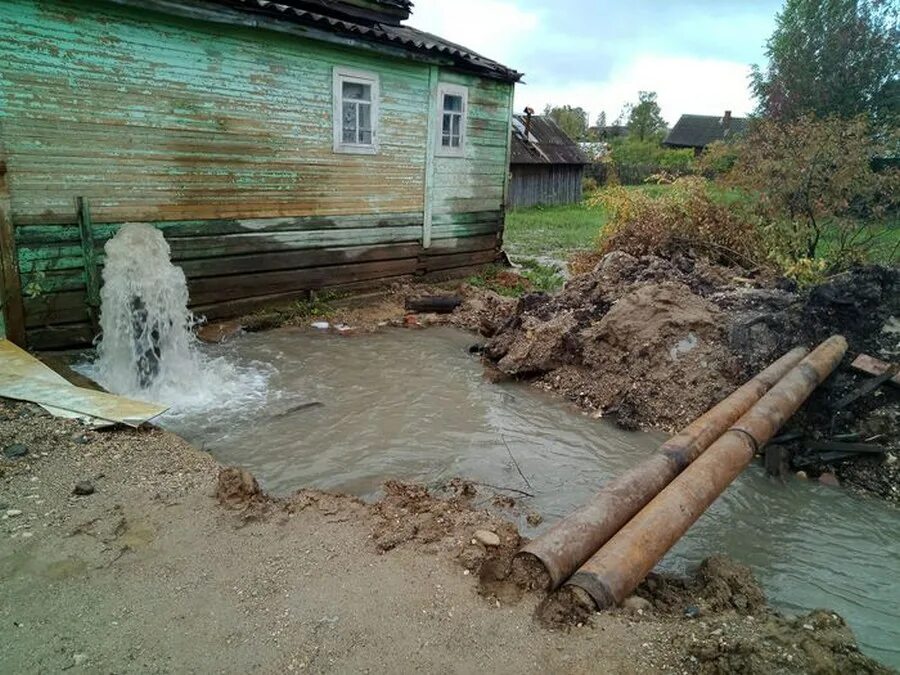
[850,354,900,388]
[27,322,95,351]
[24,290,89,327]
[14,211,498,246]
[425,249,499,273]
[187,258,420,305]
[806,440,886,455]
[500,80,515,243]
[76,197,101,331]
[422,65,439,249]
[0,122,26,345]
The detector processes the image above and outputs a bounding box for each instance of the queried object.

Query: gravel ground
[1,400,888,674]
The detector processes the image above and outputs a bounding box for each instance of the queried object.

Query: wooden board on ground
[0,338,105,424]
[0,339,167,426]
[850,354,900,388]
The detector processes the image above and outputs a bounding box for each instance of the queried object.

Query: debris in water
[311,322,330,330]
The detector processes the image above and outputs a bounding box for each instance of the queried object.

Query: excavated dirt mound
[635,555,768,616]
[532,555,889,674]
[479,252,900,499]
[484,252,747,431]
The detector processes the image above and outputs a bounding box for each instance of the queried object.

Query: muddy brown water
[160,326,900,667]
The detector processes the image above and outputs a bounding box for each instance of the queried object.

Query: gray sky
[408,0,783,125]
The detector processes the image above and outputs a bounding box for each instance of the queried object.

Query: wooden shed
[508,114,589,209]
[0,0,522,349]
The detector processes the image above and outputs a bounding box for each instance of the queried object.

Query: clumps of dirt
[480,252,900,499]
[484,252,744,431]
[447,288,517,337]
[216,467,263,507]
[536,585,597,629]
[680,610,892,675]
[635,555,768,617]
[369,480,522,573]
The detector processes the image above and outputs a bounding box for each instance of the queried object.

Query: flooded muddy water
[161,326,900,667]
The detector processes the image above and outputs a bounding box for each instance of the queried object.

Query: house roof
[510,115,589,165]
[119,0,522,82]
[663,113,749,149]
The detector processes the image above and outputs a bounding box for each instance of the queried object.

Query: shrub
[726,114,899,265]
[582,175,599,195]
[593,177,765,268]
[697,140,740,177]
[606,138,696,185]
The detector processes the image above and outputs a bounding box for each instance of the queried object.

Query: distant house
[0,0,522,349]
[508,114,589,209]
[664,111,749,155]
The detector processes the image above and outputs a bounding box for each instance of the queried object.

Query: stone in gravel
[819,473,840,487]
[72,434,91,445]
[3,443,28,459]
[622,596,652,613]
[5,509,23,517]
[473,530,500,547]
[73,481,95,496]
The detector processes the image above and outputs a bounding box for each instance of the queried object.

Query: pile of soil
[478,252,900,500]
[534,555,889,674]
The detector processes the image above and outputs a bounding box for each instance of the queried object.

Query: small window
[436,84,468,157]
[333,67,379,154]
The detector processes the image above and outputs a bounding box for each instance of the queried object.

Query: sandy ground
[1,399,889,674]
[0,401,682,674]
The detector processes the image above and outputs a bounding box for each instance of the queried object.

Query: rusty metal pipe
[565,335,847,609]
[516,345,810,590]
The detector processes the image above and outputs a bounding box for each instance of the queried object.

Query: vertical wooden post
[498,82,516,255]
[76,197,101,331]
[422,65,439,250]
[0,131,25,345]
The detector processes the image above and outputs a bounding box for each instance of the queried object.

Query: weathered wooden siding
[0,0,514,349]
[508,165,584,209]
[431,71,511,217]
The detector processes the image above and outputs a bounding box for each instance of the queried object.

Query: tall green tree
[625,92,667,142]
[751,0,899,124]
[542,104,589,140]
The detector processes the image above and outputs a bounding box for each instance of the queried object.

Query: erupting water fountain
[87,223,270,415]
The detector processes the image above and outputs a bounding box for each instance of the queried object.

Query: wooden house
[508,114,588,209]
[663,111,748,155]
[0,0,522,349]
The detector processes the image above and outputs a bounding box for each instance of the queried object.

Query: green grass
[504,185,676,259]
[504,202,606,258]
[816,220,900,264]
[467,260,564,297]
[504,184,899,273]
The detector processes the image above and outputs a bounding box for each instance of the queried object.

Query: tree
[625,91,667,142]
[542,105,589,140]
[727,115,899,262]
[595,111,608,130]
[751,0,899,124]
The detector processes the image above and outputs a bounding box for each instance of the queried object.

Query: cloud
[408,0,766,122]
[407,0,541,66]
[518,55,756,124]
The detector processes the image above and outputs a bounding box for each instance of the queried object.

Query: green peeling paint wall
[0,0,515,349]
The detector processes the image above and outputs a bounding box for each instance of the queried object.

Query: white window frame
[333,66,380,155]
[435,83,468,157]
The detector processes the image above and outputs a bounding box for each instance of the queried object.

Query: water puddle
[157,326,898,667]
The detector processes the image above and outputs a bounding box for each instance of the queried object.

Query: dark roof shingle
[213,0,523,82]
[510,115,589,165]
[663,114,749,149]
